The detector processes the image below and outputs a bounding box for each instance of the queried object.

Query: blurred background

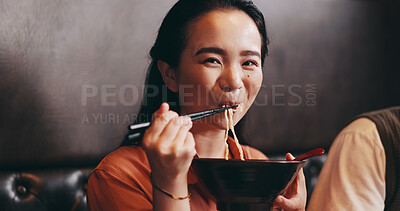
[0,0,399,210]
[240,0,400,154]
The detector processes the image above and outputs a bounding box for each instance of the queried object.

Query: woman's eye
[203,58,221,65]
[242,60,258,67]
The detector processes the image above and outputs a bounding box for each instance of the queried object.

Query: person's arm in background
[307,118,386,211]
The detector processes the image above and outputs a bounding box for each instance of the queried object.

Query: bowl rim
[193,158,306,164]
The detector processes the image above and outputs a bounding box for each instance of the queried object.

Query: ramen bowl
[192,158,306,210]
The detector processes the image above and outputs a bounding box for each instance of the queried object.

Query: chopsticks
[294,148,325,161]
[186,105,238,121]
[126,105,238,141]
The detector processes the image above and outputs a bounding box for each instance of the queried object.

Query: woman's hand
[142,103,196,194]
[273,153,307,211]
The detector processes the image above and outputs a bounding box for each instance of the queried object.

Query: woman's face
[176,10,263,130]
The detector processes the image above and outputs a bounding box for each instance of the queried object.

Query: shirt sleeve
[307,121,386,211]
[87,169,152,211]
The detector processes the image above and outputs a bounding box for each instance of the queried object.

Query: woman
[87,0,306,210]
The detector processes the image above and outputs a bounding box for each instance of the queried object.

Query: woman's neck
[190,123,227,158]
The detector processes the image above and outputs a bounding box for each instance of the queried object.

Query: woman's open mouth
[218,101,240,107]
[218,101,242,113]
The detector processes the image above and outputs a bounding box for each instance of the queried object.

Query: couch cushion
[0,168,92,211]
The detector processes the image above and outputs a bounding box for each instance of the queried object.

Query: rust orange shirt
[87,137,267,211]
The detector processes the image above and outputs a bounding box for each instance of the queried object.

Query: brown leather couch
[0,0,398,210]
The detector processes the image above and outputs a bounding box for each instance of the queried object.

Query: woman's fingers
[152,102,169,121]
[145,110,179,140]
[272,152,307,211]
[286,152,295,161]
[163,116,193,157]
[183,132,196,158]
[274,194,302,210]
[157,114,186,144]
[144,103,195,158]
[144,103,170,137]
[172,117,192,146]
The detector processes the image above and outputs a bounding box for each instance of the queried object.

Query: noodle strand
[228,108,244,160]
[222,105,244,160]
[224,108,230,160]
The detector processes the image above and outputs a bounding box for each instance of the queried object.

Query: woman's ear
[158,60,178,92]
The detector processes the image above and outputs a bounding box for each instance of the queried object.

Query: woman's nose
[218,64,243,92]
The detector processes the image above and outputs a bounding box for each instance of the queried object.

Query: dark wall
[0,0,177,167]
[239,0,400,154]
[0,0,399,167]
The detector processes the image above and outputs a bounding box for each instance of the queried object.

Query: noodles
[229,108,245,160]
[223,105,245,160]
[224,108,230,159]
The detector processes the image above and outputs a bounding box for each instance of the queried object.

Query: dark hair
[122,0,269,146]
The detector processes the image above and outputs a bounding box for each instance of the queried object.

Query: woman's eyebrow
[195,47,260,59]
[195,47,226,56]
[240,50,261,58]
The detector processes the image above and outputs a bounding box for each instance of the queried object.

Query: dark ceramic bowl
[192,158,306,206]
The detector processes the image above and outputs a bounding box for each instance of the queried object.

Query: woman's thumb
[152,102,169,120]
